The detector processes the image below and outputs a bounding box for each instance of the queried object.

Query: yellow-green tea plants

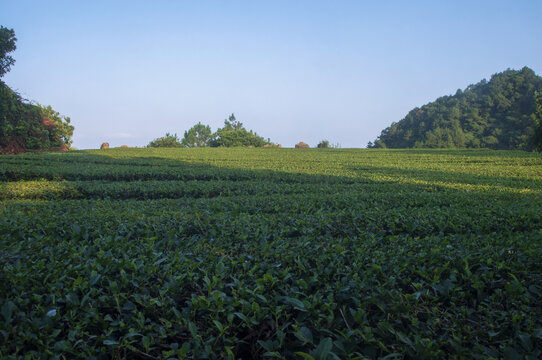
[1,148,541,359]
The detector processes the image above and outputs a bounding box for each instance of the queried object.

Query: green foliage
[0,26,17,77]
[0,81,74,152]
[211,128,268,147]
[37,104,74,148]
[0,27,73,153]
[317,140,330,148]
[147,132,182,148]
[181,122,213,147]
[210,113,270,147]
[317,140,340,149]
[222,113,243,131]
[0,148,541,358]
[532,91,542,152]
[371,67,542,150]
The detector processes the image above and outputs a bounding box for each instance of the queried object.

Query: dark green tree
[317,140,330,148]
[369,67,542,150]
[0,26,17,77]
[181,122,213,147]
[148,133,182,148]
[210,128,268,147]
[209,113,270,147]
[532,91,542,152]
[37,104,74,148]
[1,83,74,152]
[222,113,243,131]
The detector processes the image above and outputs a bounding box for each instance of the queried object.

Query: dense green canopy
[209,113,270,147]
[148,114,272,149]
[370,67,542,150]
[147,132,183,148]
[0,26,17,78]
[0,81,74,153]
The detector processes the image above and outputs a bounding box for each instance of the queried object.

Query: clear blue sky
[2,0,541,149]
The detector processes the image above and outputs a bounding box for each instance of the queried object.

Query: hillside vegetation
[370,67,542,150]
[1,148,541,359]
[0,26,74,154]
[0,81,74,153]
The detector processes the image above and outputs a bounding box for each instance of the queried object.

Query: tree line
[148,114,276,148]
[369,67,542,151]
[4,23,541,153]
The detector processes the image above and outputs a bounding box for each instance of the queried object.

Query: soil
[0,136,26,154]
[0,136,69,154]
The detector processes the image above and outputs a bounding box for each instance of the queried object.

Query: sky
[1,0,541,149]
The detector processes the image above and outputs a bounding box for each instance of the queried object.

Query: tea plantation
[0,148,541,359]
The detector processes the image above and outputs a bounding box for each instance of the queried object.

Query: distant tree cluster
[147,133,183,148]
[369,67,542,151]
[0,26,74,154]
[317,140,341,148]
[148,114,273,148]
[317,140,330,148]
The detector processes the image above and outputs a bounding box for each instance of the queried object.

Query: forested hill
[370,67,542,150]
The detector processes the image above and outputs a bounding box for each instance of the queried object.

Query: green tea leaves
[0,148,541,358]
[1,301,16,323]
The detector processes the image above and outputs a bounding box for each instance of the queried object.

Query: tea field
[0,148,541,359]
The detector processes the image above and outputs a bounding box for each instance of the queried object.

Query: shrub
[147,133,182,148]
[0,81,73,153]
[317,140,330,148]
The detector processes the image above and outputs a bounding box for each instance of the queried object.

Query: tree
[209,113,271,147]
[222,113,243,131]
[148,133,182,148]
[532,91,542,152]
[181,122,213,147]
[37,104,74,148]
[210,128,267,147]
[0,27,74,153]
[1,82,74,153]
[0,26,17,77]
[369,67,542,150]
[317,140,330,148]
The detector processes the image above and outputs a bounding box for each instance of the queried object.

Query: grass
[0,148,541,359]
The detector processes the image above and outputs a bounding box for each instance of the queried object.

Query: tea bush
[0,148,541,359]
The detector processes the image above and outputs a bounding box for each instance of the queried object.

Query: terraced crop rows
[1,148,541,359]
